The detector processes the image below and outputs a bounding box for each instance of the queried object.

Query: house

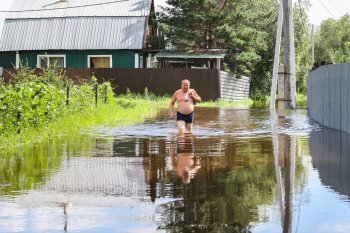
[0,0,158,69]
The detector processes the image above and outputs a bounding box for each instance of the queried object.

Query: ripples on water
[1,107,350,233]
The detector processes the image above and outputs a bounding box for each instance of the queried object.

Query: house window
[37,55,66,68]
[88,55,112,68]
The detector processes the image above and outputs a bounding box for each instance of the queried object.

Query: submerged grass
[200,94,307,108]
[200,98,267,108]
[0,93,308,152]
[0,97,168,152]
[200,98,254,108]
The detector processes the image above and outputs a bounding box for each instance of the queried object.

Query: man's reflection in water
[170,134,201,184]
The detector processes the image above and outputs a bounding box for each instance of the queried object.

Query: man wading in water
[169,79,201,134]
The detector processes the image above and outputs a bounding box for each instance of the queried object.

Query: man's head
[181,79,190,91]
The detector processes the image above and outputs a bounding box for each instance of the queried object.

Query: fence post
[104,84,108,103]
[66,85,69,105]
[95,83,98,107]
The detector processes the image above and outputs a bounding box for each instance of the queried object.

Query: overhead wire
[326,0,347,15]
[0,0,130,13]
[317,0,336,18]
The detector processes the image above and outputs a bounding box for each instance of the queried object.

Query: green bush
[0,67,115,135]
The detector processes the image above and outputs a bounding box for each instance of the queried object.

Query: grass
[0,97,168,152]
[199,94,307,109]
[200,98,269,108]
[0,93,308,152]
[296,94,307,107]
[200,98,254,108]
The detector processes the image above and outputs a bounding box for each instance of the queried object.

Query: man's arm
[169,91,178,118]
[189,89,201,103]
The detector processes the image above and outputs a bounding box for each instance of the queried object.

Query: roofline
[4,15,149,21]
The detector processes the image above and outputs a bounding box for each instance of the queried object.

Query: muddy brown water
[1,107,350,233]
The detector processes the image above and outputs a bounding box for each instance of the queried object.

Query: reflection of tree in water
[155,139,277,232]
[0,140,65,196]
[0,135,109,196]
[0,130,311,231]
[151,134,310,232]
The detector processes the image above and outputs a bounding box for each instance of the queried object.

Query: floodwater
[1,107,350,233]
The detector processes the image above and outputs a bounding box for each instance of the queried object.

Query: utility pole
[311,24,315,70]
[270,0,296,110]
[282,0,296,109]
[270,1,283,109]
[289,0,296,110]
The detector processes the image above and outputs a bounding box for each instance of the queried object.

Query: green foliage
[158,0,274,76]
[8,62,67,88]
[314,14,350,64]
[293,4,311,94]
[116,98,137,109]
[0,67,115,140]
[251,2,311,99]
[40,66,66,88]
[8,64,38,84]
[98,82,115,104]
[0,82,66,133]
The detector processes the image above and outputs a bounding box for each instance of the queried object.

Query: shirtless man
[169,79,201,133]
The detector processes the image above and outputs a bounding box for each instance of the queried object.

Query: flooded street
[1,107,350,233]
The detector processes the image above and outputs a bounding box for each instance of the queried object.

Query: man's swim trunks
[177,111,194,123]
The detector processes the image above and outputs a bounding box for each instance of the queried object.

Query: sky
[0,0,350,32]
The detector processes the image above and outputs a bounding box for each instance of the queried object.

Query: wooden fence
[2,68,251,101]
[3,68,220,101]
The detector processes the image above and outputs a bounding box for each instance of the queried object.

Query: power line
[317,0,336,17]
[327,0,347,15]
[0,0,130,13]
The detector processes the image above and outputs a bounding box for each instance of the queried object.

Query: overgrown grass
[200,98,253,107]
[0,97,168,152]
[200,98,267,108]
[296,94,307,107]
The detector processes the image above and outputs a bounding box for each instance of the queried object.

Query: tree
[314,14,350,64]
[293,3,311,94]
[157,0,311,100]
[157,0,275,76]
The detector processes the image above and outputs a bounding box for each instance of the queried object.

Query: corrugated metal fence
[307,63,350,132]
[2,68,250,101]
[220,71,250,100]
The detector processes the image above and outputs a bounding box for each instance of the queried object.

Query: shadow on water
[2,107,350,233]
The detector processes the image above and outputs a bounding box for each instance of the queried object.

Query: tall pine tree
[158,0,277,76]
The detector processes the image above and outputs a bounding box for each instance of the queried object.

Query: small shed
[155,49,226,69]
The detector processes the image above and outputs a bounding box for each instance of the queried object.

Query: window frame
[87,55,113,68]
[37,54,66,68]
